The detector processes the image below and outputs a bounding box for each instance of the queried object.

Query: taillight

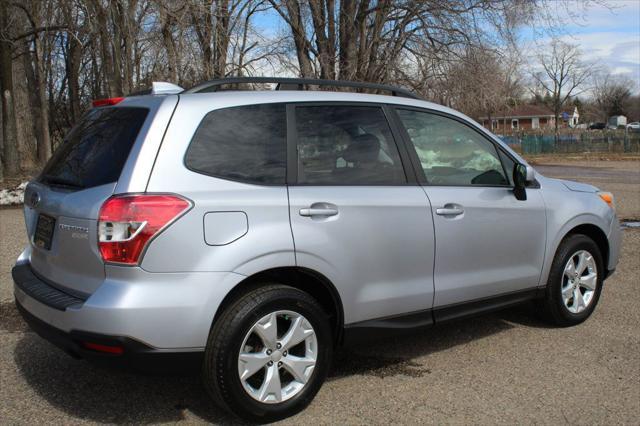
[98,194,191,265]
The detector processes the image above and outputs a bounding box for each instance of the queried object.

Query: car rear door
[287,103,436,324]
[22,104,158,296]
[393,107,547,308]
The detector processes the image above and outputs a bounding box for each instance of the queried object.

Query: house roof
[481,104,555,120]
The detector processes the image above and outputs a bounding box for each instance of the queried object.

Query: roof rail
[182,77,421,100]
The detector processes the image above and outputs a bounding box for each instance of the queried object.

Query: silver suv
[13,78,621,422]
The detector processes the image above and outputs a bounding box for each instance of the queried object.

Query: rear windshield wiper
[41,175,85,189]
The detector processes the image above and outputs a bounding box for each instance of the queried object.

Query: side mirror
[525,165,536,183]
[513,164,527,201]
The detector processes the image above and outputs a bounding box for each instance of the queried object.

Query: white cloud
[560,32,640,73]
[522,1,640,92]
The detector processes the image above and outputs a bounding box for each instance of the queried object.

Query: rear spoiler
[126,82,185,97]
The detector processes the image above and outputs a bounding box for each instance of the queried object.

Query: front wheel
[539,234,604,326]
[203,284,332,423]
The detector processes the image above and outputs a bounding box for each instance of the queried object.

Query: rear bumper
[15,298,202,372]
[12,257,244,350]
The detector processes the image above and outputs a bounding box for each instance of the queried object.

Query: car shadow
[13,304,550,424]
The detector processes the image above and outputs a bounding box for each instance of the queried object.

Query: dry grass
[524,153,640,164]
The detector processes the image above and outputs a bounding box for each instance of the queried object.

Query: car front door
[287,104,435,324]
[394,108,547,309]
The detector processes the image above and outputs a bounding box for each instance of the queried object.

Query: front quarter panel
[538,175,618,286]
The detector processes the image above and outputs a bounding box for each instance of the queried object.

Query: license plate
[34,214,56,250]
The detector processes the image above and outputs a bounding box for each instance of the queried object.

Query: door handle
[435,206,464,216]
[299,207,339,217]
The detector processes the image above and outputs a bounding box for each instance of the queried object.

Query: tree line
[0,0,635,181]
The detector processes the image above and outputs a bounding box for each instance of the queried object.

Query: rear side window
[185,104,286,184]
[295,105,406,185]
[40,107,148,189]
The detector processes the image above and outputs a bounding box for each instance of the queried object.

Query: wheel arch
[213,267,345,345]
[540,216,612,287]
[564,223,610,271]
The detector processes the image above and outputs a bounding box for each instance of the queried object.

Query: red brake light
[92,97,125,107]
[98,194,191,265]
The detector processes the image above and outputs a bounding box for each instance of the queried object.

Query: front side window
[185,104,286,184]
[295,105,406,185]
[396,109,508,186]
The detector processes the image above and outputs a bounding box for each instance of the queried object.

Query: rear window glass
[184,104,287,184]
[40,107,148,189]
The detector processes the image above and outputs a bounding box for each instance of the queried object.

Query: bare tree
[0,0,622,183]
[531,39,592,140]
[0,0,21,178]
[592,71,635,121]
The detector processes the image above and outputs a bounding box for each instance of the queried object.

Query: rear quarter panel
[142,96,295,274]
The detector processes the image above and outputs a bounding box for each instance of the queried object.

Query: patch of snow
[621,221,640,229]
[0,181,28,206]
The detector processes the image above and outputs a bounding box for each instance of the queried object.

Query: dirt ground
[1,159,639,425]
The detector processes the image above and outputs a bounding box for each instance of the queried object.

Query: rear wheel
[539,234,604,326]
[203,284,332,423]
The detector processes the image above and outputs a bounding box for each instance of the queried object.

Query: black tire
[203,284,332,423]
[539,234,604,326]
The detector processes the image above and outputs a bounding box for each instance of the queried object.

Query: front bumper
[607,215,622,274]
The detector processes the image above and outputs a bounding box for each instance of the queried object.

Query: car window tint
[185,104,286,184]
[295,105,406,185]
[40,107,148,189]
[396,109,508,186]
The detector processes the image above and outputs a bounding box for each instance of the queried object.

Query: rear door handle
[435,206,464,216]
[299,207,339,217]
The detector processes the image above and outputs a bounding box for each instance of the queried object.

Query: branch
[13,25,69,41]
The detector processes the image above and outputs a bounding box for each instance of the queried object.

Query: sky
[519,0,640,88]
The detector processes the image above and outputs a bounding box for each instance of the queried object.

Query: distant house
[480,105,556,132]
[562,107,580,128]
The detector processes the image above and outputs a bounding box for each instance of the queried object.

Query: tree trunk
[90,0,119,96]
[32,29,53,163]
[309,0,334,79]
[61,0,82,122]
[285,0,314,78]
[109,1,125,95]
[13,49,37,172]
[338,0,356,80]
[268,0,314,78]
[191,0,214,80]
[214,0,230,78]
[66,34,82,123]
[1,1,21,178]
[159,3,178,82]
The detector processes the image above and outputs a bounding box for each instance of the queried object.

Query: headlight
[597,191,615,210]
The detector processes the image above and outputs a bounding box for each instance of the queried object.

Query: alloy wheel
[237,310,318,403]
[561,250,598,314]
